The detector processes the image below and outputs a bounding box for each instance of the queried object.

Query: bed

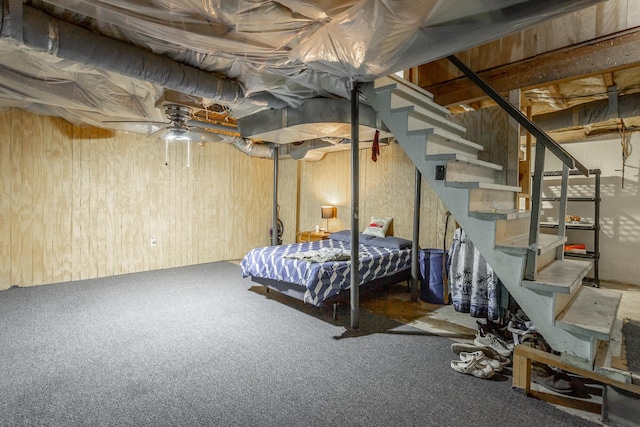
[240,230,413,311]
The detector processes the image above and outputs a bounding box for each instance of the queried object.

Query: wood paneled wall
[414,0,640,86]
[1,109,452,290]
[450,106,518,187]
[279,143,450,249]
[0,109,274,289]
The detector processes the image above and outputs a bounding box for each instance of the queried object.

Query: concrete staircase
[362,75,622,368]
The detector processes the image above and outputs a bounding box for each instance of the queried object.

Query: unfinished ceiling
[0,0,615,153]
[418,16,640,143]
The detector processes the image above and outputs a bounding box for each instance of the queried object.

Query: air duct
[230,137,274,158]
[9,5,284,109]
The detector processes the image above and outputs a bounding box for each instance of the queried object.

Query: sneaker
[459,350,503,372]
[532,370,574,393]
[450,342,512,366]
[474,332,513,357]
[450,358,495,379]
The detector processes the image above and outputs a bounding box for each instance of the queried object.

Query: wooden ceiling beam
[426,29,640,108]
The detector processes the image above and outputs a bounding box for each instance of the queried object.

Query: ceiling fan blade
[102,119,169,124]
[185,127,223,143]
[147,126,171,139]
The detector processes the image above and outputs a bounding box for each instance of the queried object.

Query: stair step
[496,233,566,255]
[409,127,482,157]
[374,75,435,100]
[427,154,501,184]
[386,88,452,119]
[392,106,467,136]
[446,181,521,192]
[425,153,502,170]
[469,209,531,221]
[522,259,592,294]
[556,286,622,341]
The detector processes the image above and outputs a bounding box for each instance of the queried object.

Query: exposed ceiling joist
[426,29,640,107]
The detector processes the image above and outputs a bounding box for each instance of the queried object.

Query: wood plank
[10,109,23,286]
[527,390,602,415]
[596,0,628,36]
[111,129,124,275]
[103,128,115,277]
[535,11,580,53]
[628,0,640,28]
[578,4,597,42]
[426,30,640,107]
[31,114,44,286]
[81,125,94,279]
[55,118,73,283]
[513,345,640,396]
[20,110,35,286]
[91,127,105,278]
[41,116,55,285]
[0,110,11,289]
[512,348,532,391]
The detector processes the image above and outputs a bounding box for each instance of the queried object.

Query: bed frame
[250,267,412,320]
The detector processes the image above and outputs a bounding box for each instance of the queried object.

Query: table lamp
[321,205,336,232]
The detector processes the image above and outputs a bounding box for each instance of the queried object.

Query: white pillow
[362,216,392,238]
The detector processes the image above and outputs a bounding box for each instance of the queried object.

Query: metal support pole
[411,168,421,302]
[350,82,360,330]
[271,144,279,246]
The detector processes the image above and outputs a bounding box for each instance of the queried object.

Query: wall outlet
[150,237,157,247]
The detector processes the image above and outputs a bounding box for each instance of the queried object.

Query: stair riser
[374,75,435,100]
[425,137,480,158]
[389,90,450,117]
[495,217,530,244]
[554,291,579,319]
[468,188,516,212]
[406,112,466,136]
[536,248,557,271]
[444,161,498,184]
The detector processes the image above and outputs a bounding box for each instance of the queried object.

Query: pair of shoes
[531,362,574,393]
[473,332,513,357]
[450,342,511,366]
[459,350,503,372]
[532,370,574,393]
[450,356,495,379]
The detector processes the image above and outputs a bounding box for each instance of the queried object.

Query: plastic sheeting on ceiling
[0,0,602,137]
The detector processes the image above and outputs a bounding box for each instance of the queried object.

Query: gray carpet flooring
[0,261,598,426]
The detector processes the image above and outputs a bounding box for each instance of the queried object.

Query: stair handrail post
[526,144,546,280]
[556,165,570,260]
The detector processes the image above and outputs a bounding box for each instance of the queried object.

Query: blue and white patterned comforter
[240,239,411,306]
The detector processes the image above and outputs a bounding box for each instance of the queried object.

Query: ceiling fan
[104,102,225,166]
[147,104,223,144]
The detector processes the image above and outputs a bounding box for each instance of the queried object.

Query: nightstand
[296,230,331,243]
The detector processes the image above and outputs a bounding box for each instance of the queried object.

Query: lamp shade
[321,205,336,219]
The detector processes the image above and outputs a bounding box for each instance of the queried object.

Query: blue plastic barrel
[419,249,446,304]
